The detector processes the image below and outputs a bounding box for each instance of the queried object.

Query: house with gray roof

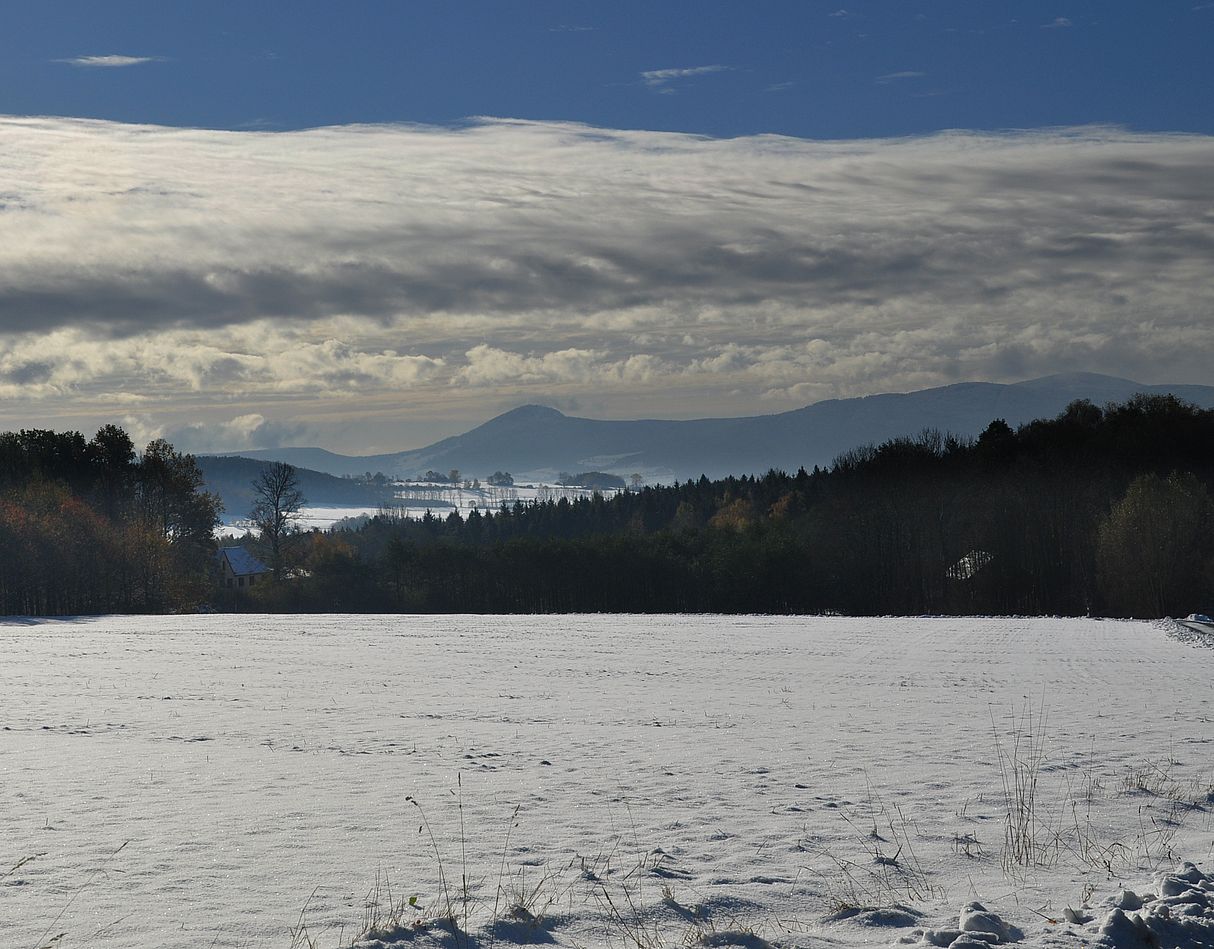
[217,546,271,590]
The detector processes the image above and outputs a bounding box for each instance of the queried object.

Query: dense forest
[0,427,220,614]
[2,394,1211,618]
[242,394,1213,619]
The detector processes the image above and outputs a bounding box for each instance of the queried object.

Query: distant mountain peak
[207,374,1214,484]
[1013,371,1138,389]
[492,404,567,421]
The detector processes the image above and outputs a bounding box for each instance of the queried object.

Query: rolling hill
[198,455,393,523]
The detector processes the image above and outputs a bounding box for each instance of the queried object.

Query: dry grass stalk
[991,699,1058,872]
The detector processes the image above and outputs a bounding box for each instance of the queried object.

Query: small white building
[217,547,271,590]
[946,549,994,582]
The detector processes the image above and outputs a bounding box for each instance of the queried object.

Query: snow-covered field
[2,615,1212,949]
[218,483,622,532]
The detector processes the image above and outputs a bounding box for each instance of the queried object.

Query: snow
[1,615,1212,949]
[218,546,270,576]
[218,483,623,531]
[382,481,623,522]
[294,505,386,530]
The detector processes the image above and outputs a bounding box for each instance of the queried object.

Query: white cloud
[875,71,925,84]
[1043,17,1073,28]
[458,345,591,386]
[55,55,163,68]
[0,116,1212,449]
[641,65,731,88]
[119,412,312,454]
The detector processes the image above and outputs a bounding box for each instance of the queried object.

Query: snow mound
[826,905,923,928]
[1161,617,1214,648]
[1089,862,1214,948]
[897,901,1023,947]
[893,864,1214,949]
[694,931,774,949]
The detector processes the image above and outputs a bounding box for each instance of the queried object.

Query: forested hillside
[0,427,220,614]
[198,455,392,519]
[248,394,1213,618]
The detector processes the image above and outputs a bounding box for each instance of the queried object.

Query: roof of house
[218,546,270,577]
[946,549,994,582]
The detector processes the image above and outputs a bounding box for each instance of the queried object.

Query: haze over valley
[211,372,1214,484]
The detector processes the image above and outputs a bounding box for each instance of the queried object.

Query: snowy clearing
[1,615,1212,949]
[217,483,623,532]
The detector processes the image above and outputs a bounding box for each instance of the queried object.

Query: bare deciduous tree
[250,462,305,579]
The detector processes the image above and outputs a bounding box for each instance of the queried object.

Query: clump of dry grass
[801,783,941,915]
[991,699,1059,873]
[988,707,1213,882]
[1120,757,1213,806]
[291,787,585,949]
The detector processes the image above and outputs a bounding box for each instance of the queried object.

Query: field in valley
[2,615,1212,948]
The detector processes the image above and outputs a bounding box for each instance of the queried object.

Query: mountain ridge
[211,373,1214,482]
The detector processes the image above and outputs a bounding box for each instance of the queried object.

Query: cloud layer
[0,116,1211,451]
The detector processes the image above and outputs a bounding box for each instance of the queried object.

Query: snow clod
[950,937,1001,949]
[1098,908,1155,948]
[958,902,1023,943]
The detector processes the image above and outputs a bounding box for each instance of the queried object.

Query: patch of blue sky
[3,0,1210,138]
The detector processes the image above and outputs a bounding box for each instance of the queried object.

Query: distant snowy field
[2,616,1212,949]
[219,483,622,532]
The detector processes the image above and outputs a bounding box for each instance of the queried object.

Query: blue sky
[8,1,1213,138]
[1,2,1212,454]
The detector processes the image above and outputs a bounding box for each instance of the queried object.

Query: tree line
[0,427,220,615]
[243,394,1213,619]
